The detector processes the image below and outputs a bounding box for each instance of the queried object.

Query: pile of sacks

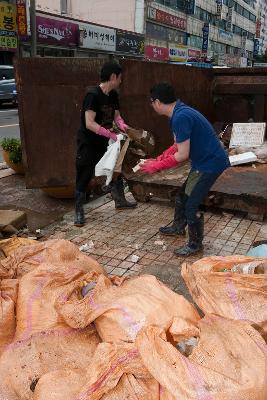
[0,238,266,400]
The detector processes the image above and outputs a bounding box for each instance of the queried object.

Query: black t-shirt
[78,86,120,148]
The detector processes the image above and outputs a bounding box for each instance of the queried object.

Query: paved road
[0,105,19,161]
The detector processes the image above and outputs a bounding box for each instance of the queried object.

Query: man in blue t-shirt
[140,82,230,257]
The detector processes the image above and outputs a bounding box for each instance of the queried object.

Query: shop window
[243,8,250,19]
[249,13,256,22]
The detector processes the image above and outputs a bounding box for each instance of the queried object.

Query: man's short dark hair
[150,82,176,104]
[100,61,122,82]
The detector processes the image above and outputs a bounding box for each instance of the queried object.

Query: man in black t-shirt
[75,61,136,227]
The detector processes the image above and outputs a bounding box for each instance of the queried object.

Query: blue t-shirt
[170,101,230,174]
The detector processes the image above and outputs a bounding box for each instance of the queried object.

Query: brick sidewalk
[44,194,267,281]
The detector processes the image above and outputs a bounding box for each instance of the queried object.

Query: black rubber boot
[111,177,137,209]
[74,191,86,227]
[159,194,187,236]
[174,214,204,257]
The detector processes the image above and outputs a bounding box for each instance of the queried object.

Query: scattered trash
[129,254,140,263]
[154,240,164,246]
[81,281,97,298]
[176,337,198,357]
[229,151,258,166]
[132,159,146,173]
[182,255,267,327]
[79,241,94,252]
[231,260,267,274]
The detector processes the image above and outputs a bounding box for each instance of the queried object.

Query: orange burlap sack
[56,273,200,343]
[0,279,18,354]
[0,325,100,400]
[34,342,175,400]
[182,256,267,329]
[136,315,267,400]
[0,238,37,258]
[0,239,103,400]
[0,239,103,279]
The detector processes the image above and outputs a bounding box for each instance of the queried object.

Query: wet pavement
[0,174,74,231]
[1,172,266,297]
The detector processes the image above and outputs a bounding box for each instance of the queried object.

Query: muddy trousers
[174,169,223,256]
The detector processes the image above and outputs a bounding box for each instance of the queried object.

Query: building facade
[145,0,257,66]
[255,0,267,55]
[36,0,145,33]
[0,0,257,66]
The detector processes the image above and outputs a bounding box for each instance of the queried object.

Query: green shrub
[0,137,22,164]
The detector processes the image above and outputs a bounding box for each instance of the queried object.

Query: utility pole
[30,0,37,57]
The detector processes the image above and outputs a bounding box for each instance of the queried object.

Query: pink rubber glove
[156,143,177,161]
[96,126,117,141]
[114,115,128,132]
[140,154,178,174]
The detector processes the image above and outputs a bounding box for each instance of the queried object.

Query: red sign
[16,0,28,36]
[145,45,169,61]
[36,16,79,46]
[188,48,201,59]
[147,6,186,31]
[256,18,261,38]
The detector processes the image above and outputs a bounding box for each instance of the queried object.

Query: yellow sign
[0,35,17,49]
[0,2,17,32]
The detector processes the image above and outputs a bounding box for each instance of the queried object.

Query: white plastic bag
[95,134,124,185]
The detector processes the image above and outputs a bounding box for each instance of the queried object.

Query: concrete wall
[36,0,139,32]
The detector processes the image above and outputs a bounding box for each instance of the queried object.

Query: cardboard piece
[229,152,258,166]
[229,123,266,148]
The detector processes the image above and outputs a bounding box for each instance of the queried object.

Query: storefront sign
[169,44,188,62]
[146,21,186,44]
[147,6,186,31]
[225,54,240,67]
[253,39,260,57]
[226,6,233,31]
[145,45,169,61]
[202,23,209,58]
[241,32,247,57]
[240,57,247,67]
[256,18,261,39]
[0,2,17,51]
[188,48,201,60]
[37,16,79,46]
[0,35,17,50]
[218,29,233,42]
[116,30,144,55]
[16,0,28,36]
[79,23,115,51]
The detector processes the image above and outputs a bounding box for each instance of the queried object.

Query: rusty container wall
[15,58,215,189]
[15,58,105,189]
[213,67,267,124]
[120,59,215,154]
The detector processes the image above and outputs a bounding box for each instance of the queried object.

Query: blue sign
[253,39,260,57]
[202,23,209,53]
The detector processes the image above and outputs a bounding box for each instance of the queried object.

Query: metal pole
[30,0,37,57]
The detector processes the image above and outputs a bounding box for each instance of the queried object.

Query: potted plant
[0,137,24,174]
